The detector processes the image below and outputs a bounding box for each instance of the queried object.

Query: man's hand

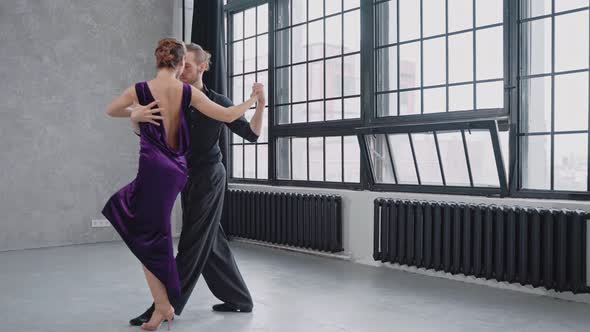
[250,83,264,99]
[256,87,266,106]
[129,101,164,126]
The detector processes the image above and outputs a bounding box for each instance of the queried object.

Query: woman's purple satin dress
[102,81,191,300]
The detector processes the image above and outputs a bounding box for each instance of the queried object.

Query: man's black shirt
[185,84,258,170]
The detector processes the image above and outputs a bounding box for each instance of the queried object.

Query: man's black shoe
[212,303,253,313]
[129,305,154,326]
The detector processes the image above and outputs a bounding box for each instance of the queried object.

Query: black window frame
[222,0,590,201]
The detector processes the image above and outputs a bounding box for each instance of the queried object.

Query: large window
[374,0,504,117]
[274,0,361,124]
[518,1,589,193]
[228,3,270,180]
[223,0,590,199]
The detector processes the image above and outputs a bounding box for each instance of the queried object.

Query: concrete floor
[1,241,590,332]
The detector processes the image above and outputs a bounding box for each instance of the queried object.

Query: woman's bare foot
[140,305,174,331]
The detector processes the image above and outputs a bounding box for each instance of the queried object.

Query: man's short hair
[186,43,212,71]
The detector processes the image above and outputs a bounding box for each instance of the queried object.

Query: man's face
[180,52,201,85]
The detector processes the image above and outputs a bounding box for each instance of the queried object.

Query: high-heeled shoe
[140,306,175,331]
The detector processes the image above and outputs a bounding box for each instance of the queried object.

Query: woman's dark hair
[155,38,186,69]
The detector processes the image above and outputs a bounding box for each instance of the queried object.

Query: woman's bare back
[144,78,185,151]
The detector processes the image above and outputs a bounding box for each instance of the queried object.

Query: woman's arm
[249,90,266,136]
[190,84,263,123]
[106,86,136,117]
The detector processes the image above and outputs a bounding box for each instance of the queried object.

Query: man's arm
[218,94,262,143]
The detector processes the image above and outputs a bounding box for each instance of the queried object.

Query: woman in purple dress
[102,38,262,331]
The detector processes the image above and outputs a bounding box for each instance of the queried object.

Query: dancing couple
[102,38,265,330]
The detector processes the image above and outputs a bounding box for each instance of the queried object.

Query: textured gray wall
[0,0,174,251]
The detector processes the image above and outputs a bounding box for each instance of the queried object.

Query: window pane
[465,130,500,187]
[437,131,471,186]
[292,0,306,25]
[244,8,256,38]
[292,64,307,102]
[400,42,421,89]
[375,1,397,46]
[276,137,291,179]
[259,110,269,142]
[449,0,473,32]
[344,0,360,10]
[389,134,419,184]
[343,54,361,96]
[309,61,324,100]
[275,29,290,67]
[232,145,243,178]
[292,24,307,64]
[423,0,446,37]
[233,41,243,75]
[275,67,291,104]
[366,134,396,184]
[326,57,343,98]
[292,138,307,180]
[412,133,443,185]
[521,135,551,190]
[276,0,290,28]
[344,97,361,119]
[309,137,324,181]
[277,105,290,125]
[309,101,324,122]
[477,81,503,109]
[520,76,552,133]
[343,136,360,183]
[326,137,343,181]
[257,34,269,70]
[344,10,361,53]
[555,11,589,72]
[326,99,342,121]
[308,20,324,60]
[521,18,552,76]
[244,144,256,178]
[521,0,551,19]
[423,87,446,114]
[400,90,421,115]
[233,12,243,40]
[376,46,397,92]
[258,4,269,34]
[556,0,589,13]
[555,72,589,132]
[309,0,323,21]
[326,0,342,16]
[377,92,398,117]
[400,0,421,42]
[244,38,256,73]
[476,0,503,27]
[423,37,446,86]
[476,26,503,80]
[326,15,343,57]
[449,84,473,111]
[449,32,473,83]
[232,76,244,104]
[292,103,307,123]
[257,144,268,179]
[554,134,588,191]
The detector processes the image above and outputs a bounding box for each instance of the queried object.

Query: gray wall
[0,0,174,251]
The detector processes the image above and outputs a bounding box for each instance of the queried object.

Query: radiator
[224,189,343,253]
[374,199,589,293]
